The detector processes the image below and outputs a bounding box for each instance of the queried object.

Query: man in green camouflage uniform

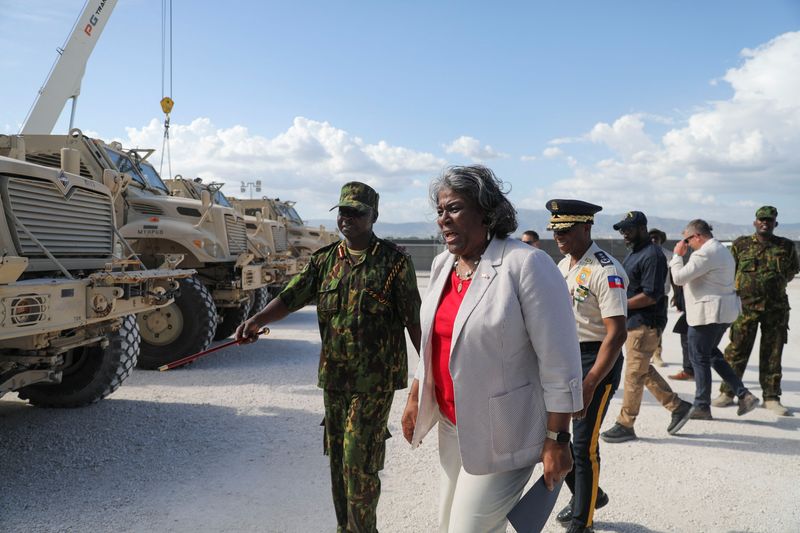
[237,182,422,532]
[713,206,799,416]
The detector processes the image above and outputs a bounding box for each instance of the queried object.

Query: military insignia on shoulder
[608,275,625,289]
[594,251,612,266]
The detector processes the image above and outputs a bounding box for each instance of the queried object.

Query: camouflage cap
[613,210,648,231]
[755,205,777,219]
[330,181,379,214]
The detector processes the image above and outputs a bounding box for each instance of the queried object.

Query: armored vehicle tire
[248,287,271,318]
[18,315,140,408]
[214,296,253,341]
[137,276,217,370]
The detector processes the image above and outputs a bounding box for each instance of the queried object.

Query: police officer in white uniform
[547,199,628,533]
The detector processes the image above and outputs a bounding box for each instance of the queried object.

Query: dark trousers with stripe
[565,343,623,528]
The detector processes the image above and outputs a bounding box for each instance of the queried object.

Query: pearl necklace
[453,256,480,293]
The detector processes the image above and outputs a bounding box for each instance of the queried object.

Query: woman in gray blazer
[401,165,583,533]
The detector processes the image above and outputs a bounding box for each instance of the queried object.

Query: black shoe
[689,406,713,420]
[556,490,609,524]
[556,498,575,524]
[667,400,692,435]
[565,522,595,533]
[600,423,636,443]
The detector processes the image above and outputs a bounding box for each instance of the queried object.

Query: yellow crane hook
[160,96,174,115]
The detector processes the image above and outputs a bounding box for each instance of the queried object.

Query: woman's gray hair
[429,165,518,238]
[686,219,714,237]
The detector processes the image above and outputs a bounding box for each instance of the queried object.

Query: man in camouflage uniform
[713,206,799,416]
[237,182,422,532]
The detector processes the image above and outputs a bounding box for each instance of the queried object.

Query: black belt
[579,341,602,352]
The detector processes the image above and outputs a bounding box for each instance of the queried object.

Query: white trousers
[437,415,534,533]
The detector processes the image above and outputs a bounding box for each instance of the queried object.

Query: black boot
[555,489,609,524]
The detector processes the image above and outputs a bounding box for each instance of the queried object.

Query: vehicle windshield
[104,148,148,188]
[135,160,171,194]
[190,181,232,207]
[274,202,303,225]
[212,189,232,207]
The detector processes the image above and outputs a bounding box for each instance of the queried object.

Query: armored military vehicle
[231,197,338,266]
[0,148,190,406]
[164,177,292,316]
[1,131,268,365]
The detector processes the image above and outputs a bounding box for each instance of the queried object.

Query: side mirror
[102,169,128,196]
[201,189,212,211]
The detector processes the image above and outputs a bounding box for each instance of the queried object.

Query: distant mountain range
[309,208,800,240]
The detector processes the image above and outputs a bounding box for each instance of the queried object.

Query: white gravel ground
[2,279,799,533]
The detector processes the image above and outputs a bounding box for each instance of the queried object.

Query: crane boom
[21,0,118,135]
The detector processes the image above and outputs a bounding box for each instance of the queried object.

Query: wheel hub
[138,303,183,346]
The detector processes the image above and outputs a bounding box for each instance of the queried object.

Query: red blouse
[431,269,471,424]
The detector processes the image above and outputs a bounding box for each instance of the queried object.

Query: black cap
[613,211,648,231]
[545,199,602,231]
[648,228,667,243]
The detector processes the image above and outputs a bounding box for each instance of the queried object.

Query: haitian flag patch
[607,275,625,289]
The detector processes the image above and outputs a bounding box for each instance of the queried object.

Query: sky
[1,0,799,225]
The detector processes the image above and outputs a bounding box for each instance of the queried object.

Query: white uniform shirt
[558,242,629,342]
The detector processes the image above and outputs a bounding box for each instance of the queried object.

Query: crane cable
[159,0,174,180]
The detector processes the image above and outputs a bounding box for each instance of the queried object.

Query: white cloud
[443,136,509,161]
[516,188,549,210]
[520,155,537,162]
[542,147,563,158]
[120,116,445,219]
[588,114,657,157]
[543,31,800,221]
[548,136,583,145]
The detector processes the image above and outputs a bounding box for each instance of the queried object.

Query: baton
[158,327,270,371]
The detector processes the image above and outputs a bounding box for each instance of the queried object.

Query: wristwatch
[546,430,571,444]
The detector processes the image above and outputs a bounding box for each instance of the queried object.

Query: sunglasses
[683,234,698,244]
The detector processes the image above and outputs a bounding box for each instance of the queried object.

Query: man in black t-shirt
[601,211,692,443]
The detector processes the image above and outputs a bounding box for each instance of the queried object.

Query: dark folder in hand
[507,475,564,533]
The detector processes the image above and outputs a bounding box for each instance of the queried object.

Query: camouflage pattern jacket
[279,234,421,392]
[731,234,799,310]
